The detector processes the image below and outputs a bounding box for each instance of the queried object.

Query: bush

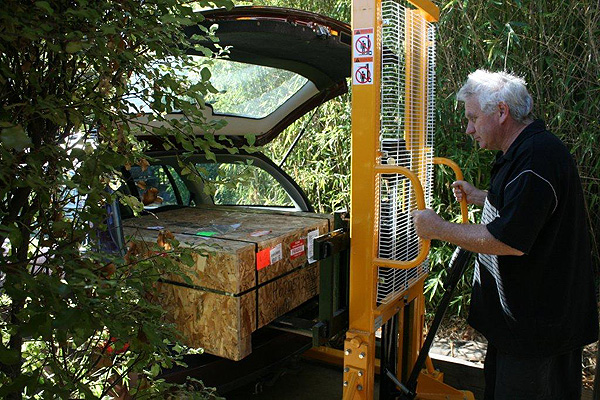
[0,0,232,398]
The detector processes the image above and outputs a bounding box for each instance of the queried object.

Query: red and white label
[290,240,306,260]
[353,27,374,86]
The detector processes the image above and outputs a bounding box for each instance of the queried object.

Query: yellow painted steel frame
[345,1,472,399]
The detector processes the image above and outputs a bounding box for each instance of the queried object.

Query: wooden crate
[122,206,330,360]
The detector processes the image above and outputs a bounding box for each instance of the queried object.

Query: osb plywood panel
[156,281,255,361]
[122,226,256,293]
[123,207,330,284]
[257,263,320,328]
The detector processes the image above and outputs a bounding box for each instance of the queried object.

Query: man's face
[464,96,501,151]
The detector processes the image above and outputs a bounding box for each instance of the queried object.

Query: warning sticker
[256,248,271,270]
[353,61,373,85]
[353,27,374,85]
[270,243,283,264]
[354,28,373,56]
[290,239,305,260]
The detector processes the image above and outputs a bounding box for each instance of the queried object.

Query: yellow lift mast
[344,0,472,399]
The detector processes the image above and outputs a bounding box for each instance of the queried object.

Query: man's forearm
[433,221,523,256]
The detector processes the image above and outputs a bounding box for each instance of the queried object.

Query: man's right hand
[451,180,487,206]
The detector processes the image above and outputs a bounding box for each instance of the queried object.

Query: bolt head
[359,352,365,359]
[357,385,363,391]
[343,367,349,373]
[358,371,363,377]
[343,381,349,387]
[345,349,352,355]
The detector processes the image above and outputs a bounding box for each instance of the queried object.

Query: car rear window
[195,162,294,207]
[129,165,191,209]
[203,58,309,119]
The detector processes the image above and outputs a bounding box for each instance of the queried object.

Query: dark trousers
[483,344,583,400]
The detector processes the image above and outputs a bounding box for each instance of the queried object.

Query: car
[113,6,352,392]
[121,6,351,215]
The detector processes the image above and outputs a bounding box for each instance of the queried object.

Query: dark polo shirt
[467,120,598,356]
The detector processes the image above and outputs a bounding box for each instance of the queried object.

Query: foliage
[240,0,350,22]
[0,0,233,398]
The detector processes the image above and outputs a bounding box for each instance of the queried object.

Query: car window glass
[196,162,294,207]
[129,165,190,209]
[127,57,308,119]
[202,58,309,119]
[166,165,191,205]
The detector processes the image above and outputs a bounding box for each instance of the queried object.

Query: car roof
[136,6,351,147]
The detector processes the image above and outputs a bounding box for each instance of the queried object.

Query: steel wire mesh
[376,0,436,304]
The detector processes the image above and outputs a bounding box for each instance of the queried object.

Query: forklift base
[304,346,474,400]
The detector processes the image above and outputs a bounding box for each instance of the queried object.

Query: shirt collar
[496,119,546,162]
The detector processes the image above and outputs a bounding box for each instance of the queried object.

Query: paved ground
[224,338,485,400]
[226,358,348,400]
[224,342,594,400]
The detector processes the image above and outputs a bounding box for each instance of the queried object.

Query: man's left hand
[411,209,444,240]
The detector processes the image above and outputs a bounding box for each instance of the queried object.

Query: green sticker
[196,231,217,237]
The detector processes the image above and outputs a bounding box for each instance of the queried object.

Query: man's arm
[411,209,524,256]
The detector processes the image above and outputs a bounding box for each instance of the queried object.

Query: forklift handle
[373,165,430,270]
[433,157,468,224]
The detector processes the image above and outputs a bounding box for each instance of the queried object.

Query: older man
[412,70,598,400]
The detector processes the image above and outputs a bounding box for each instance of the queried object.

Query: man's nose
[466,121,475,135]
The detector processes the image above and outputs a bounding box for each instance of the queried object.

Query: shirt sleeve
[486,170,557,254]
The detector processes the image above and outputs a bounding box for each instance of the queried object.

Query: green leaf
[65,41,85,53]
[211,0,235,10]
[200,67,211,81]
[1,125,31,151]
[34,1,54,14]
[150,363,161,377]
[0,344,20,365]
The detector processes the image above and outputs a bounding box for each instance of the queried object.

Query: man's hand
[411,209,445,240]
[451,180,487,206]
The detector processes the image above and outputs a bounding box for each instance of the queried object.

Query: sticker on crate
[270,243,283,263]
[307,229,319,263]
[250,229,271,237]
[290,239,306,260]
[256,248,271,270]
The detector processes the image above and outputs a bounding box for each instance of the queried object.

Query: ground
[431,316,598,389]
[224,317,597,399]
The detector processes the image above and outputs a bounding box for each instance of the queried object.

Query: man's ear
[498,102,509,123]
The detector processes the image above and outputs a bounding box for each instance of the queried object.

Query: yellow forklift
[309,1,475,399]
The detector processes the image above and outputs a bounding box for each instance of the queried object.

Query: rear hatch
[136,6,351,147]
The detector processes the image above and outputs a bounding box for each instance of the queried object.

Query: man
[412,70,598,400]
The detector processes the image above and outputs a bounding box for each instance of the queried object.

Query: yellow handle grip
[372,165,430,270]
[433,157,468,224]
